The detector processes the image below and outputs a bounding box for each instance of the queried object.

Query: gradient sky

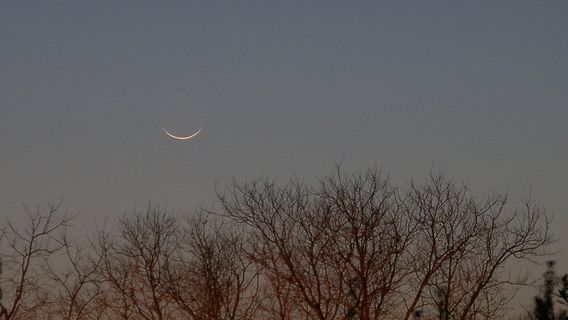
[1,0,567,306]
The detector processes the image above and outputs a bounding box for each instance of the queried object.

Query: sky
[1,0,567,307]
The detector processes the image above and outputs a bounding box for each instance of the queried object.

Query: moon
[162,126,203,140]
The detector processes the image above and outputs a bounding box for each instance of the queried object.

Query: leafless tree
[217,167,553,320]
[43,233,104,320]
[402,176,552,320]
[94,206,179,320]
[93,205,262,320]
[218,176,347,319]
[166,213,262,320]
[0,167,552,320]
[319,168,416,319]
[0,202,74,320]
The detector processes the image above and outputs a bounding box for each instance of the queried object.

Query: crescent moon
[162,127,203,140]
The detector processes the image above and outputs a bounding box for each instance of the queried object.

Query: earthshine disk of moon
[162,126,203,140]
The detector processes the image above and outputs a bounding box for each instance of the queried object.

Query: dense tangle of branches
[0,168,552,319]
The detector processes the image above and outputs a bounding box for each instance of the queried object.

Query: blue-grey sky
[1,0,567,304]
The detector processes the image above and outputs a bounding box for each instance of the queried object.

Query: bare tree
[218,176,347,319]
[0,202,73,320]
[320,168,416,319]
[166,213,262,320]
[92,205,262,320]
[94,206,179,320]
[217,169,414,319]
[0,167,552,319]
[217,167,553,320]
[43,233,104,320]
[403,176,552,320]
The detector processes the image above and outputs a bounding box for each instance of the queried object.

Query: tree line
[0,168,554,319]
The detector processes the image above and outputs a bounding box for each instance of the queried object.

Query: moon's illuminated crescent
[162,127,203,140]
